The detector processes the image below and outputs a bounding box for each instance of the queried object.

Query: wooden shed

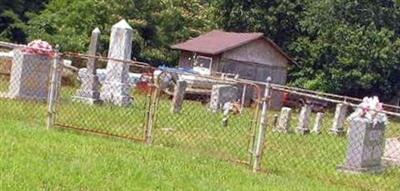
[171,30,294,108]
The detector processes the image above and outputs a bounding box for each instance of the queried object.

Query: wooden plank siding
[176,38,290,109]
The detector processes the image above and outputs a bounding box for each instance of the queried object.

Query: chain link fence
[149,69,262,164]
[53,53,153,142]
[261,84,400,191]
[0,45,52,128]
[1,42,399,190]
[51,52,263,166]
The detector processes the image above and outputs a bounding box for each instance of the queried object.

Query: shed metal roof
[171,30,294,63]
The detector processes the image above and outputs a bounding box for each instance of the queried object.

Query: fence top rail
[272,86,400,118]
[271,83,400,111]
[234,78,400,111]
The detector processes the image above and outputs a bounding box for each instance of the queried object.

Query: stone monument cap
[92,27,101,34]
[112,19,133,30]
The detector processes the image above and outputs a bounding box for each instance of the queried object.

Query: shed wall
[177,39,290,109]
[219,39,289,109]
[221,39,289,68]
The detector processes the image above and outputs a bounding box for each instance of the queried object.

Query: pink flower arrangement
[22,40,54,57]
[347,96,388,125]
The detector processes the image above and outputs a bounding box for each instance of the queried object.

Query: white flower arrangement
[347,96,389,126]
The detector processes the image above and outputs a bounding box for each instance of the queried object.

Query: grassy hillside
[1,80,399,190]
[0,117,361,191]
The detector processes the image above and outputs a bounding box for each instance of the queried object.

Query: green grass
[1,80,400,190]
[1,118,364,191]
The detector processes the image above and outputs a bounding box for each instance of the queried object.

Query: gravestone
[383,138,400,166]
[331,104,348,136]
[312,112,324,134]
[8,49,52,101]
[296,105,311,135]
[100,19,133,106]
[338,117,386,173]
[275,107,292,133]
[170,80,187,113]
[73,28,101,104]
[209,84,238,112]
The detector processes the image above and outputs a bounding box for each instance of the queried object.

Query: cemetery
[0,19,399,190]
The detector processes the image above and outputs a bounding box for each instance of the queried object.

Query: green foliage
[214,0,307,50]
[25,0,216,66]
[0,0,48,42]
[290,0,400,100]
[2,0,400,100]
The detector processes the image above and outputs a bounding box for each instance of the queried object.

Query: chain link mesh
[1,44,399,190]
[263,87,400,190]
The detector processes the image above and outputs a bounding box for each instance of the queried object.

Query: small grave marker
[170,80,187,113]
[331,103,347,136]
[275,107,292,133]
[297,105,311,135]
[312,112,324,134]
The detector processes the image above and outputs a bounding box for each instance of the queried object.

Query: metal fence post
[144,86,160,144]
[252,77,272,172]
[46,49,60,129]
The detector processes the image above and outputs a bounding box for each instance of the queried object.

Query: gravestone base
[72,95,102,105]
[337,164,385,174]
[338,118,386,174]
[330,128,346,136]
[8,49,52,102]
[296,128,310,135]
[101,81,132,107]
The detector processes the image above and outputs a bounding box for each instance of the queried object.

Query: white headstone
[74,27,101,104]
[338,117,386,173]
[275,107,292,133]
[297,105,311,135]
[331,103,347,136]
[8,49,52,101]
[100,20,133,106]
[312,112,324,134]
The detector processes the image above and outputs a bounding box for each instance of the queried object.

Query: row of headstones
[276,104,388,173]
[5,19,135,106]
[274,104,348,135]
[166,80,389,174]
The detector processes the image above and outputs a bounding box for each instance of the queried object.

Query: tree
[214,0,307,50]
[0,0,48,42]
[26,0,216,66]
[290,0,400,101]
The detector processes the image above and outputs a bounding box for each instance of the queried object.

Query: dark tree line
[1,0,399,101]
